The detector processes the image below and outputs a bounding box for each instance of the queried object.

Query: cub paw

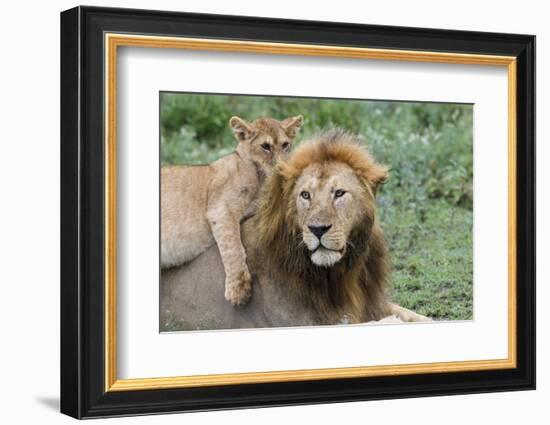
[225,270,252,306]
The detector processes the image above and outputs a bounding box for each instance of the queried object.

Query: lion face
[293,161,375,267]
[256,129,389,271]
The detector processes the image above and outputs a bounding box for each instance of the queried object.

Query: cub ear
[229,116,254,141]
[281,115,304,138]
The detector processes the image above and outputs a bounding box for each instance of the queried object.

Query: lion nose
[308,225,332,239]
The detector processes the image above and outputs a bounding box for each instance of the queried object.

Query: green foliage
[160,92,473,320]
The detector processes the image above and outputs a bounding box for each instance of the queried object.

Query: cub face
[230,115,304,172]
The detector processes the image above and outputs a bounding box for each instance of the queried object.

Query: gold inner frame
[104,33,517,392]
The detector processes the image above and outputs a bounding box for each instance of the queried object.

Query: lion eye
[334,189,346,198]
[300,191,311,200]
[281,142,290,150]
[260,143,272,151]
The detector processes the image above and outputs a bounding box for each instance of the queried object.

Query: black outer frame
[60,5,536,419]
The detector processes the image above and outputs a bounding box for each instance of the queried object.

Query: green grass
[383,199,473,320]
[160,92,474,321]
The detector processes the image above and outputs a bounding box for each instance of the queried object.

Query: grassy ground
[161,92,473,320]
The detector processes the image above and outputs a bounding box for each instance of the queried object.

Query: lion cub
[161,115,304,305]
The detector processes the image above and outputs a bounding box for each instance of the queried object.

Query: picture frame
[60,5,535,419]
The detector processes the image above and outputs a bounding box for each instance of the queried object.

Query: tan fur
[161,115,303,305]
[253,129,430,323]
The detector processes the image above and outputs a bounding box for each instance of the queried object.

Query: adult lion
[161,130,429,331]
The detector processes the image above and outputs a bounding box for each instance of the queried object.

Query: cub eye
[334,189,346,198]
[260,143,272,151]
[282,142,290,150]
[300,191,311,200]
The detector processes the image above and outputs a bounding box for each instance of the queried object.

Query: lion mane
[253,130,391,324]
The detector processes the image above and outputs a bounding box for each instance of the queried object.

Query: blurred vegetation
[161,92,473,321]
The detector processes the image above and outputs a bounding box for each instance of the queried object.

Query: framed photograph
[60,6,535,419]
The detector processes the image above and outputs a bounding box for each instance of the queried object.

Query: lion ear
[368,165,389,195]
[281,115,304,139]
[229,116,254,141]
